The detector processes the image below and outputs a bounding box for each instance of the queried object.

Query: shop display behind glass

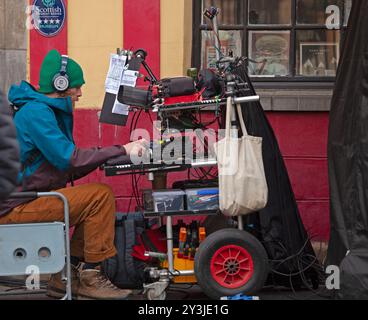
[248,30,290,76]
[296,30,340,76]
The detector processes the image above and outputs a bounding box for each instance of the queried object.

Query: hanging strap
[225,97,233,139]
[225,98,249,138]
[236,103,248,136]
[222,99,252,165]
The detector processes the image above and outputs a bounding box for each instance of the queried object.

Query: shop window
[296,0,344,25]
[249,0,292,25]
[202,0,241,25]
[193,0,352,84]
[201,30,242,69]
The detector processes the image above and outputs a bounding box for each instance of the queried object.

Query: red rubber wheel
[194,229,268,300]
[210,245,254,289]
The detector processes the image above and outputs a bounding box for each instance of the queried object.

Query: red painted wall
[267,112,330,241]
[123,0,160,84]
[29,0,68,87]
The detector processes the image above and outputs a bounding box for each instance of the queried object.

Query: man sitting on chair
[0,49,147,300]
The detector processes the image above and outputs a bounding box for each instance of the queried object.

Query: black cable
[133,110,142,133]
[128,111,140,211]
[296,256,331,300]
[130,110,144,210]
[133,174,143,210]
[130,171,142,210]
[129,171,143,211]
[127,190,134,213]
[130,111,138,136]
[261,234,327,299]
[148,111,154,124]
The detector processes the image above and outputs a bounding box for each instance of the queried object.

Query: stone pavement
[0,279,331,301]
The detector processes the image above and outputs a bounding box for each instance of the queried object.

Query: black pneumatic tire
[194,228,269,300]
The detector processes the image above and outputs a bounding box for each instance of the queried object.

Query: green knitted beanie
[38,49,85,94]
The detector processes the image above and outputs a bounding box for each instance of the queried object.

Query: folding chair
[0,192,72,300]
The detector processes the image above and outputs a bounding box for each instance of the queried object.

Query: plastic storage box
[185,188,219,211]
[161,248,197,283]
[152,190,185,212]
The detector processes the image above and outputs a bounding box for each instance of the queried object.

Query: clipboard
[99,54,143,126]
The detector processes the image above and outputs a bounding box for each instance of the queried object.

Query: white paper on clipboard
[105,54,127,94]
[121,70,139,87]
[111,70,139,116]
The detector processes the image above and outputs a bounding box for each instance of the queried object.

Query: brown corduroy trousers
[0,183,117,263]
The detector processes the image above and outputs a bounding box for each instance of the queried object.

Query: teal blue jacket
[0,81,126,216]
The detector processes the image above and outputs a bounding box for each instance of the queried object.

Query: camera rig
[116,47,260,133]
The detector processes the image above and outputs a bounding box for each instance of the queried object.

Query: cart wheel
[147,289,167,301]
[194,228,268,300]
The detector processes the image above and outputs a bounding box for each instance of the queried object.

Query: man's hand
[124,139,149,158]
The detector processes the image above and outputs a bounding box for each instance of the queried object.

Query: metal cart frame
[140,95,261,300]
[0,192,72,300]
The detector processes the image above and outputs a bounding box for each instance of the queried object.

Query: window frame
[192,0,349,89]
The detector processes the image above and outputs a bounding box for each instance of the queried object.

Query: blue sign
[33,0,66,37]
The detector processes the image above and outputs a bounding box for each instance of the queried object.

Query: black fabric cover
[197,69,224,98]
[161,77,196,98]
[232,67,320,287]
[326,0,368,299]
[0,90,20,202]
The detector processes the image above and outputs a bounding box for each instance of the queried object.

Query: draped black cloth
[326,0,368,299]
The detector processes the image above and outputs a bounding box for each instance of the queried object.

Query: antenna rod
[204,7,221,61]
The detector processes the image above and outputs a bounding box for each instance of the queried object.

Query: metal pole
[212,9,221,62]
[38,192,72,301]
[234,95,260,104]
[158,270,195,277]
[238,216,244,230]
[166,216,174,274]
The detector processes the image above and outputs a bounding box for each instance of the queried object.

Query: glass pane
[202,0,240,25]
[248,31,290,77]
[296,30,340,76]
[297,0,344,25]
[344,0,352,26]
[249,0,292,25]
[201,30,242,69]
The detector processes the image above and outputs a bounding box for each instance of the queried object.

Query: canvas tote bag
[214,98,268,216]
